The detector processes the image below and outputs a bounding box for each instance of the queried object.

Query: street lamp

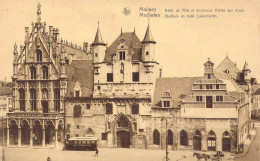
[2,116,6,161]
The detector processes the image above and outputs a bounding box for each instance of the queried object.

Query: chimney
[56,28,60,43]
[49,26,53,38]
[159,68,162,77]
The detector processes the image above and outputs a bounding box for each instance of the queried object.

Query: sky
[0,0,260,82]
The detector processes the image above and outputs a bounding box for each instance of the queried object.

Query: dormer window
[119,51,125,60]
[74,82,82,97]
[146,51,149,55]
[225,69,229,74]
[161,91,172,108]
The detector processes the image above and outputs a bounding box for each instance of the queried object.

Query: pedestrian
[95,147,99,157]
[47,156,52,161]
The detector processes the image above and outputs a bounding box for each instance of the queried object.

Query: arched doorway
[58,124,63,143]
[208,130,216,151]
[180,130,188,146]
[33,120,42,145]
[45,121,55,145]
[193,130,201,151]
[9,120,18,145]
[21,120,30,145]
[153,129,160,145]
[167,130,173,145]
[114,114,131,148]
[222,131,231,152]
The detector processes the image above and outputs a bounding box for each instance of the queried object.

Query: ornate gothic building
[7,4,258,152]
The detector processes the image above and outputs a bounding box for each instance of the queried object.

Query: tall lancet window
[36,49,42,62]
[42,66,48,79]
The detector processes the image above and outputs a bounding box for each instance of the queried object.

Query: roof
[104,32,142,62]
[65,60,93,97]
[253,88,260,95]
[92,27,106,46]
[214,71,243,92]
[0,86,12,96]
[142,24,156,44]
[152,77,200,107]
[215,56,242,80]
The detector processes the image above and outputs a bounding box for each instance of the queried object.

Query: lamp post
[2,116,6,161]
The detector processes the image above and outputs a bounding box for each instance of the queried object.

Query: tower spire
[142,23,156,44]
[92,21,106,46]
[37,3,41,23]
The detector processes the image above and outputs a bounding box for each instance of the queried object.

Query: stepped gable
[152,77,200,108]
[65,60,93,97]
[215,56,242,80]
[104,32,142,62]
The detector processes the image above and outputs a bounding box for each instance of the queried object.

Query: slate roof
[253,88,260,95]
[104,32,142,62]
[215,57,242,80]
[0,86,12,96]
[65,60,93,97]
[152,77,200,107]
[142,24,156,44]
[92,27,106,46]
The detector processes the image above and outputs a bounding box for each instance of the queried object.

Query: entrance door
[117,131,130,148]
[193,136,201,150]
[222,138,231,152]
[42,101,48,113]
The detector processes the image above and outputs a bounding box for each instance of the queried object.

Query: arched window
[36,50,42,62]
[222,131,231,152]
[167,130,173,145]
[193,130,202,150]
[30,89,37,111]
[74,105,81,117]
[153,129,160,145]
[117,116,129,128]
[42,66,48,79]
[86,128,94,136]
[19,89,25,111]
[106,103,113,114]
[208,130,216,151]
[54,88,60,112]
[180,130,188,146]
[30,66,36,79]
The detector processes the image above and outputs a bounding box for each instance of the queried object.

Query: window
[207,74,211,79]
[75,91,80,97]
[146,51,149,55]
[200,85,203,89]
[95,53,98,57]
[74,105,81,117]
[30,89,37,111]
[42,66,48,79]
[54,89,60,112]
[106,103,113,114]
[30,66,36,79]
[216,84,219,89]
[153,129,160,145]
[102,133,107,140]
[77,125,80,129]
[132,72,139,82]
[208,130,216,151]
[119,51,125,60]
[206,96,213,108]
[36,50,42,62]
[107,73,113,82]
[216,96,223,102]
[139,129,144,132]
[75,134,79,137]
[163,101,170,107]
[196,96,203,102]
[19,89,25,111]
[132,104,139,114]
[97,86,101,90]
[206,84,212,89]
[86,104,91,109]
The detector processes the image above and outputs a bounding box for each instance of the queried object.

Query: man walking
[95,147,99,157]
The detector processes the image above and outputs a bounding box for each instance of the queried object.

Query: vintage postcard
[0,0,259,161]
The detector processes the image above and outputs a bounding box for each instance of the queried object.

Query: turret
[204,58,214,79]
[92,22,106,63]
[142,24,156,62]
[243,61,251,84]
[13,43,18,77]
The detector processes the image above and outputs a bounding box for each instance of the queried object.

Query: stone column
[7,128,9,146]
[216,134,222,151]
[26,82,30,111]
[201,134,207,151]
[30,128,33,147]
[55,129,58,148]
[42,127,45,148]
[18,127,21,147]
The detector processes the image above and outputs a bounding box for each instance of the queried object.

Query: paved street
[0,146,235,161]
[235,126,260,161]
